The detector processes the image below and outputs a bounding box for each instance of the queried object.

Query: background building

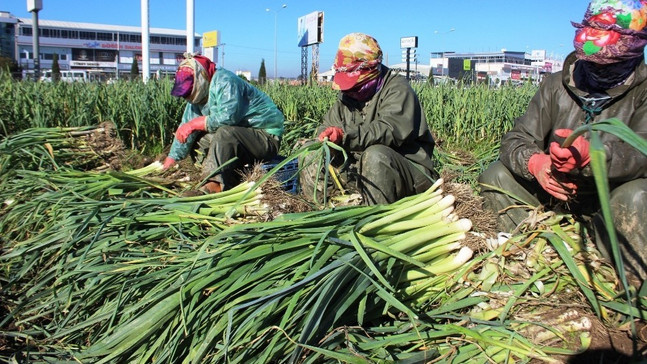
[316,49,564,85]
[0,12,18,61]
[429,49,564,86]
[0,11,201,80]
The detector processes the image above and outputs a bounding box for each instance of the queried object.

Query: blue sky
[4,0,590,78]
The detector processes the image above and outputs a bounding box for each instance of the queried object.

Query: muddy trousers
[479,161,647,281]
[358,145,433,205]
[195,125,280,191]
[300,144,433,205]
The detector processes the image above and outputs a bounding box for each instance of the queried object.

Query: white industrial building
[0,11,202,80]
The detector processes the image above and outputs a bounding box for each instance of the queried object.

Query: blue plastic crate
[261,157,299,194]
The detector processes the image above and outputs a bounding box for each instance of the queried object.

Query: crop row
[0,71,536,168]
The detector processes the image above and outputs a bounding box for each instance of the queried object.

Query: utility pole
[27,0,42,80]
[186,0,195,54]
[219,43,226,67]
[141,0,150,82]
[266,4,287,81]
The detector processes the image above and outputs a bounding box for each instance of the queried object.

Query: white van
[40,70,89,82]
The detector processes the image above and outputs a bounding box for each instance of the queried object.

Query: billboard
[448,58,476,83]
[202,31,220,48]
[400,36,418,49]
[531,49,546,60]
[297,11,324,47]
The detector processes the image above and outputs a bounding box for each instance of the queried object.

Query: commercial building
[317,49,564,85]
[428,49,564,85]
[0,11,202,79]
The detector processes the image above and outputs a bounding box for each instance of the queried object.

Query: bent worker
[162,53,285,193]
[478,0,647,282]
[300,33,436,205]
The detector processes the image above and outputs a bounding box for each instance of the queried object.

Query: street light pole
[27,0,43,80]
[266,4,286,81]
[217,43,226,67]
[433,28,455,78]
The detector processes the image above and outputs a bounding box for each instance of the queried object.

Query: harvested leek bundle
[0,122,125,172]
[1,170,477,363]
[43,178,474,363]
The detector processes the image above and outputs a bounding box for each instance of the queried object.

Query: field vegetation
[1,70,645,363]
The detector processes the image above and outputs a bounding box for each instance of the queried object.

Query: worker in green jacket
[300,33,436,205]
[479,0,647,282]
[162,54,285,192]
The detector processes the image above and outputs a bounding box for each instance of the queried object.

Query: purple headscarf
[170,67,194,98]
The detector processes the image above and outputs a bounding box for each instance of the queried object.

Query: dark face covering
[343,78,380,102]
[574,56,643,92]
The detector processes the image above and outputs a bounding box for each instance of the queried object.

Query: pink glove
[175,116,207,143]
[318,126,344,145]
[549,129,590,173]
[528,153,577,201]
[162,157,176,170]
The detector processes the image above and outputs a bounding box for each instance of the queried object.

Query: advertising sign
[544,62,553,73]
[202,31,220,48]
[400,36,418,49]
[511,69,521,80]
[298,11,324,47]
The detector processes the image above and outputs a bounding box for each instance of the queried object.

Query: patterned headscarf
[170,53,216,104]
[332,33,383,91]
[573,0,647,64]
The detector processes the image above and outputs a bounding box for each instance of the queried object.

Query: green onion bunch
[0,124,124,174]
[38,178,471,363]
[2,169,476,363]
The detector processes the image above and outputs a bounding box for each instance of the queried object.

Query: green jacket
[320,67,435,171]
[500,52,647,183]
[168,68,285,161]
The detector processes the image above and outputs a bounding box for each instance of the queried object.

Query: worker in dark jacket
[300,33,435,205]
[479,0,647,282]
[162,54,284,192]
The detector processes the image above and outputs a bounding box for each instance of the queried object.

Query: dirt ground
[540,315,647,363]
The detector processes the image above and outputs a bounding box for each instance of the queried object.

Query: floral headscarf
[573,0,647,64]
[332,33,383,91]
[170,53,216,104]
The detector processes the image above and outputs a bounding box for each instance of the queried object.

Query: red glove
[162,156,176,170]
[318,126,344,145]
[175,116,207,143]
[528,153,577,201]
[549,129,590,173]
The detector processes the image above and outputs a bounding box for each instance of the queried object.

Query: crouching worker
[299,33,436,205]
[478,0,647,283]
[162,53,285,193]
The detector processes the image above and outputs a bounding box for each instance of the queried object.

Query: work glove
[175,116,207,143]
[162,156,176,170]
[528,153,577,201]
[318,126,344,145]
[549,129,590,173]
